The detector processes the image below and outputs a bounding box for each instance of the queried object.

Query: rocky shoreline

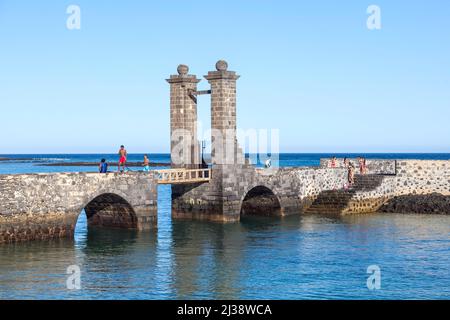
[379,193,450,214]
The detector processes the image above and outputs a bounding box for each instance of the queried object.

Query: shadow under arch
[240,186,282,217]
[79,192,138,230]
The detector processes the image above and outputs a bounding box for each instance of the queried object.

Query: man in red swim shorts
[118,145,127,172]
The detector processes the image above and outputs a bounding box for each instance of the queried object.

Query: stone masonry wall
[172,165,348,221]
[0,172,158,243]
[320,158,396,175]
[344,160,450,214]
[205,61,241,165]
[173,160,450,219]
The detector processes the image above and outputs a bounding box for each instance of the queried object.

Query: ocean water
[1,153,450,300]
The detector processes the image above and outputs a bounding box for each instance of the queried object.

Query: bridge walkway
[154,168,211,185]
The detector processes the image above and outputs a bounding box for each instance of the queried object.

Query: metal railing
[154,168,211,184]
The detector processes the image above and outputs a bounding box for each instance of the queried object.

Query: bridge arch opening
[240,186,281,217]
[76,193,138,231]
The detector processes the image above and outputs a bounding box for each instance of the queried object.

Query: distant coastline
[0,157,34,161]
[0,157,170,167]
[38,161,170,167]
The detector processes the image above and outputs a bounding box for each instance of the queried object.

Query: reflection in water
[1,192,450,299]
[171,221,246,299]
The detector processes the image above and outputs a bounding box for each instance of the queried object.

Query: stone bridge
[172,159,450,221]
[0,172,157,242]
[167,61,450,221]
[1,60,449,244]
[172,165,348,221]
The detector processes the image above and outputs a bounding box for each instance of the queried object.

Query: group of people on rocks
[329,156,368,187]
[98,145,151,173]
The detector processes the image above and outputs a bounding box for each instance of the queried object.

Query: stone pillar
[170,61,245,223]
[166,64,201,168]
[205,60,241,165]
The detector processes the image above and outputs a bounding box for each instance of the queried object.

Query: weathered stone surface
[172,164,348,221]
[166,65,201,168]
[0,172,158,243]
[317,159,450,215]
[172,158,450,220]
[320,158,396,175]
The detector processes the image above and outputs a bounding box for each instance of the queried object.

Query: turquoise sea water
[1,153,450,299]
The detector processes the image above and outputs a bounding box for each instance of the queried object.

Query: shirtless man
[118,145,127,172]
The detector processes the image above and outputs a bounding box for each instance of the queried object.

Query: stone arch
[240,185,282,217]
[78,191,138,229]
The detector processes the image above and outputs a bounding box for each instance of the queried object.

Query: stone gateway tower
[168,61,309,222]
[205,60,241,165]
[168,60,248,222]
[166,64,201,168]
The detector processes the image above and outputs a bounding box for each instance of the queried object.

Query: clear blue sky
[1,0,449,153]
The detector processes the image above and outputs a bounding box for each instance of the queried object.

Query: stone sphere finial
[177,64,189,76]
[215,60,228,72]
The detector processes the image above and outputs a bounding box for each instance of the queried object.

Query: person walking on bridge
[118,145,127,173]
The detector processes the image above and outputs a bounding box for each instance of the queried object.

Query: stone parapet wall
[394,160,450,196]
[294,167,348,199]
[320,158,396,175]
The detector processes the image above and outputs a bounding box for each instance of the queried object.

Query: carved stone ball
[215,60,228,71]
[177,64,189,76]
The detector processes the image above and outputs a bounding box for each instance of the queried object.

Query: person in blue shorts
[99,158,108,173]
